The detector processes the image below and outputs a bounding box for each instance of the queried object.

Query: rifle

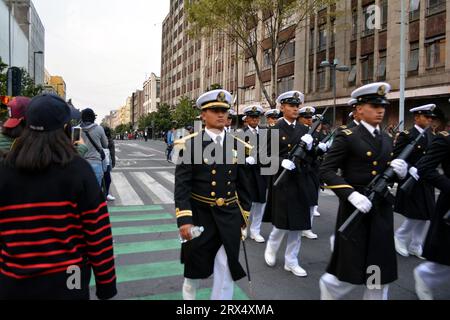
[385,121,404,135]
[273,106,330,188]
[338,128,429,241]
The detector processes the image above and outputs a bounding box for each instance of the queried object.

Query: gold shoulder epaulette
[439,131,449,137]
[340,125,348,130]
[343,129,353,136]
[403,130,409,135]
[230,135,254,151]
[174,132,199,149]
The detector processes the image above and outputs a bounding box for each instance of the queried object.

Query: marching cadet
[393,104,437,258]
[319,82,409,300]
[339,99,360,132]
[242,105,268,243]
[225,109,237,133]
[263,91,316,278]
[174,89,252,300]
[265,109,281,127]
[412,130,450,300]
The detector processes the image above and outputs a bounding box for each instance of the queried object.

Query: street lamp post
[320,59,350,127]
[33,51,43,84]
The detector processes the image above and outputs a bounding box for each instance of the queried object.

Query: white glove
[282,159,296,171]
[409,167,420,181]
[391,159,408,180]
[348,191,373,214]
[301,134,314,151]
[246,156,256,165]
[318,142,328,153]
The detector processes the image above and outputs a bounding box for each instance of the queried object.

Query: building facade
[143,72,161,114]
[161,0,449,127]
[46,75,66,100]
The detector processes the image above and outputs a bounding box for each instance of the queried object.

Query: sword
[241,239,253,298]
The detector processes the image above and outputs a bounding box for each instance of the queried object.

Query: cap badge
[252,106,257,112]
[217,92,226,102]
[377,85,386,96]
[293,92,300,99]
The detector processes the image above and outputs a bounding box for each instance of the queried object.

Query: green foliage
[172,96,199,129]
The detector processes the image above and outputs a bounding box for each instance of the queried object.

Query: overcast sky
[32,0,169,122]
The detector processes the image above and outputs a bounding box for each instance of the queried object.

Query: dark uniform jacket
[417,131,450,266]
[320,124,397,285]
[263,119,315,231]
[174,130,252,281]
[393,126,435,220]
[244,127,267,204]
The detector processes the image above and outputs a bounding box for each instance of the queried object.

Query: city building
[46,75,66,100]
[143,73,161,114]
[132,89,144,129]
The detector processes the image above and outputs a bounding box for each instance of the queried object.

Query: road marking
[114,239,179,255]
[114,167,174,171]
[109,205,164,213]
[133,286,249,300]
[156,171,175,184]
[110,213,173,223]
[111,172,144,206]
[112,224,177,236]
[130,172,174,204]
[127,143,166,155]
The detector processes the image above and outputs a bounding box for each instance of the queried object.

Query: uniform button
[387,162,391,165]
[228,170,232,174]
[212,181,217,187]
[212,170,217,175]
[282,137,286,141]
[204,158,209,164]
[417,145,422,149]
[390,153,394,156]
[288,144,292,148]
[228,182,231,186]
[367,151,372,157]
[373,161,378,166]
[372,171,377,176]
[227,192,231,196]
[211,192,216,197]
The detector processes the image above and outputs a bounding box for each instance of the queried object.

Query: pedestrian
[103,126,116,202]
[242,105,267,243]
[393,104,437,259]
[0,97,31,153]
[319,82,408,300]
[166,122,177,162]
[175,89,252,300]
[263,91,315,278]
[413,130,450,300]
[80,108,109,186]
[0,94,117,300]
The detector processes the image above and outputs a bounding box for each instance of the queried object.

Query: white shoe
[250,234,265,243]
[320,278,335,300]
[414,268,433,300]
[314,210,321,217]
[302,230,318,240]
[409,247,425,260]
[284,264,308,277]
[107,194,116,201]
[264,247,276,267]
[394,236,409,257]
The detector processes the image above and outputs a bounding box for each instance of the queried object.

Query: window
[310,28,315,54]
[380,0,388,30]
[316,68,326,91]
[263,50,271,70]
[308,70,314,93]
[279,40,295,65]
[278,77,294,94]
[361,54,374,84]
[378,51,387,81]
[408,42,419,73]
[425,36,446,69]
[244,88,255,103]
[245,59,256,75]
[427,0,446,15]
[351,10,358,40]
[318,24,327,51]
[362,4,375,37]
[409,0,420,21]
[330,19,336,47]
[348,58,357,86]
[262,82,272,99]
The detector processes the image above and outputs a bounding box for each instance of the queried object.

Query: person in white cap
[319,82,409,300]
[241,105,267,243]
[225,109,237,133]
[263,91,315,278]
[265,109,281,127]
[175,89,252,300]
[412,129,450,300]
[393,104,437,259]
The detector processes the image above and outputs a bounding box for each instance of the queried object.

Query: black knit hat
[81,108,97,122]
[26,94,71,132]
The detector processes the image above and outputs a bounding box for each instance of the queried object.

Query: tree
[172,96,200,128]
[187,0,335,108]
[153,104,173,133]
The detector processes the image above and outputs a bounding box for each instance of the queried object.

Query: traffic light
[7,67,22,97]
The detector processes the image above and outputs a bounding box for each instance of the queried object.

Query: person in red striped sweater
[0,94,117,300]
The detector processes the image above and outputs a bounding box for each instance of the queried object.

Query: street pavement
[96,139,450,300]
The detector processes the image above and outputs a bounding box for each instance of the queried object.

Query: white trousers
[395,218,429,252]
[183,246,234,300]
[249,202,266,237]
[415,262,450,291]
[267,226,302,267]
[320,273,389,300]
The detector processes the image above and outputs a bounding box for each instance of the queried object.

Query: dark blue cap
[26,94,71,132]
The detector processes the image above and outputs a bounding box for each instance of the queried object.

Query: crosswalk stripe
[130,172,174,204]
[110,213,173,223]
[113,224,178,236]
[109,205,164,213]
[156,171,175,184]
[111,172,144,206]
[115,239,179,255]
[133,286,249,300]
